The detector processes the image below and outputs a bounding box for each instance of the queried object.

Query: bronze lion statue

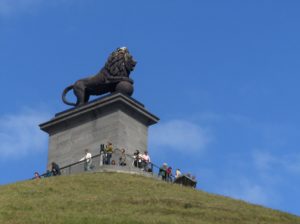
[62,47,137,107]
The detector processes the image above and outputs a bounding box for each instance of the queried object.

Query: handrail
[39,148,164,177]
[113,148,157,167]
[60,154,102,170]
[112,148,173,178]
[36,146,196,187]
[39,153,102,177]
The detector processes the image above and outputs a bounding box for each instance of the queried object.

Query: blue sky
[0,0,300,216]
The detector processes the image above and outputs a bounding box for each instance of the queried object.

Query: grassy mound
[0,172,299,224]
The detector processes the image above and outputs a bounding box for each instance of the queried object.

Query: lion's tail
[62,85,76,106]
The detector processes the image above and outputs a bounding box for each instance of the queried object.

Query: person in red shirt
[166,167,173,182]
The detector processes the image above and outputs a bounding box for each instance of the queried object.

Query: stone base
[39,93,159,168]
[61,163,160,180]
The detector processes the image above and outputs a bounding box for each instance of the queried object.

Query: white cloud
[149,119,212,152]
[0,0,43,17]
[283,155,300,173]
[219,150,300,208]
[0,108,51,158]
[253,150,300,174]
[252,151,278,171]
[222,178,271,205]
[218,150,300,208]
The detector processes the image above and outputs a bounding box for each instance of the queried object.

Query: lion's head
[105,47,137,77]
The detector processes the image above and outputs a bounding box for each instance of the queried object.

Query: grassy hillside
[0,172,299,224]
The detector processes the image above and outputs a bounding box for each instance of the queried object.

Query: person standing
[119,148,127,166]
[79,149,93,171]
[100,144,105,166]
[105,142,113,165]
[166,167,173,182]
[141,151,151,171]
[159,163,168,181]
[175,169,182,179]
[133,150,141,168]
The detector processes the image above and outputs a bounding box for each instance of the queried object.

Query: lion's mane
[104,48,136,77]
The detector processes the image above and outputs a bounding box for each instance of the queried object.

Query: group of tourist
[133,150,152,172]
[158,163,178,182]
[33,141,196,188]
[78,142,152,172]
[157,163,196,187]
[77,142,114,171]
[33,162,61,179]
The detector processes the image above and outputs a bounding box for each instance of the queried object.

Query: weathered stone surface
[40,93,159,168]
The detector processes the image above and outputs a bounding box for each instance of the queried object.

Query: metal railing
[35,147,196,187]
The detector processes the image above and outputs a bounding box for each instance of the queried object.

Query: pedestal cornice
[40,93,159,134]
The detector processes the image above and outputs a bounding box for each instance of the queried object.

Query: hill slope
[0,172,299,224]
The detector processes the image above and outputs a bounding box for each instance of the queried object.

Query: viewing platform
[39,148,197,188]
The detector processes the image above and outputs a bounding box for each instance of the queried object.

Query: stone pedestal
[39,93,159,168]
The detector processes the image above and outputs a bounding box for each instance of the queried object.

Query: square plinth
[39,93,159,168]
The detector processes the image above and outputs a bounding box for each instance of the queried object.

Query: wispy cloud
[149,119,212,152]
[217,149,300,208]
[222,178,272,205]
[253,150,300,174]
[0,0,44,18]
[0,108,51,159]
[284,155,300,173]
[252,151,278,171]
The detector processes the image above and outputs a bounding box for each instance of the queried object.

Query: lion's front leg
[84,93,90,104]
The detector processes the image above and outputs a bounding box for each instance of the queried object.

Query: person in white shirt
[79,149,92,171]
[141,151,151,171]
[175,168,182,179]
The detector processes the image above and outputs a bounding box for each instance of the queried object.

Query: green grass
[0,172,299,224]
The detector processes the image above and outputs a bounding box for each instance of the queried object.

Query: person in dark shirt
[133,150,141,168]
[33,172,41,179]
[51,162,61,176]
[159,163,168,181]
